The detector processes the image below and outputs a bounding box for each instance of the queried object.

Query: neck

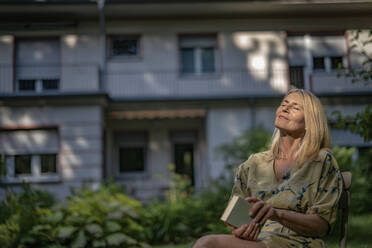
[277,134,303,160]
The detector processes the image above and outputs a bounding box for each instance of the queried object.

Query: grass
[154,214,372,248]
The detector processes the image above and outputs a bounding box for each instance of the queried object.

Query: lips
[279,115,289,120]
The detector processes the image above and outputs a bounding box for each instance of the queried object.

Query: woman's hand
[246,197,280,226]
[225,222,261,241]
[224,197,280,241]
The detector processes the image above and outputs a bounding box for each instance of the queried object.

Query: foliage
[334,29,372,142]
[0,183,151,248]
[339,30,372,84]
[332,146,372,214]
[215,125,271,168]
[142,166,231,245]
[331,106,372,142]
[0,184,56,248]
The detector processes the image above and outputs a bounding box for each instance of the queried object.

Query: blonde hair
[270,88,331,164]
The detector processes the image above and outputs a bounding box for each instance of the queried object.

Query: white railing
[106,69,289,98]
[0,64,99,94]
[311,71,372,94]
[2,65,371,97]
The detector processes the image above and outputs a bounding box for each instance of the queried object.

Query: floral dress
[231,149,343,248]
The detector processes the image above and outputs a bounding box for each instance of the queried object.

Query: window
[19,79,36,91]
[115,132,147,175]
[40,154,57,173]
[179,35,218,75]
[14,155,32,175]
[119,147,145,172]
[110,35,140,57]
[313,57,325,70]
[42,79,59,90]
[331,56,343,70]
[16,38,60,92]
[0,129,59,182]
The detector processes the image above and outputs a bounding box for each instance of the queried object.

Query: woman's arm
[274,209,328,237]
[247,197,329,237]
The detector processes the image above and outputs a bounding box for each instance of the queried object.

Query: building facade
[0,0,371,201]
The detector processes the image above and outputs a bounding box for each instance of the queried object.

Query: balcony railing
[0,64,99,94]
[311,71,372,94]
[106,69,289,99]
[1,65,371,98]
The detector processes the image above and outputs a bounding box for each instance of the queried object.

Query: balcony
[1,65,371,99]
[0,64,99,95]
[311,71,372,95]
[106,69,289,99]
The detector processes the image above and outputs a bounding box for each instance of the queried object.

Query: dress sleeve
[307,152,343,232]
[231,154,254,199]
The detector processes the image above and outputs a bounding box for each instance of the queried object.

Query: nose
[282,105,289,112]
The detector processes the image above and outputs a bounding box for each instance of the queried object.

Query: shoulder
[312,148,340,170]
[251,150,273,162]
[239,150,272,168]
[313,148,333,162]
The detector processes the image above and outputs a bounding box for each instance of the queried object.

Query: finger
[248,223,259,240]
[233,224,248,237]
[245,197,260,203]
[224,222,236,230]
[260,208,274,226]
[249,201,265,218]
[242,222,255,239]
[254,204,271,223]
[253,224,261,241]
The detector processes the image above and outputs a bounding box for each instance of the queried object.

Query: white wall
[0,105,104,199]
[206,107,252,179]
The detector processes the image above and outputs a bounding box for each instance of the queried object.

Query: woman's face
[275,92,305,137]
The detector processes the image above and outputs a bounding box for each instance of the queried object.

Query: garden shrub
[0,183,55,248]
[141,173,231,245]
[0,183,151,248]
[332,146,372,214]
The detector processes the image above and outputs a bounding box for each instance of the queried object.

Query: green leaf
[58,226,76,239]
[105,233,136,246]
[105,221,121,233]
[139,242,152,248]
[42,211,63,224]
[93,240,106,248]
[71,230,87,248]
[85,223,103,236]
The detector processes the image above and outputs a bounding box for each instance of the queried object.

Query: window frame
[178,34,220,77]
[118,146,146,173]
[0,127,60,184]
[0,153,60,184]
[114,131,149,180]
[107,34,142,60]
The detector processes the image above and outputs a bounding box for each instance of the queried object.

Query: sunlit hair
[270,88,331,164]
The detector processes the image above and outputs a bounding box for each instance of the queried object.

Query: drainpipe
[97,0,106,91]
[97,0,107,181]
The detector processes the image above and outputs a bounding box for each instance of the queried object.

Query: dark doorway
[174,143,195,186]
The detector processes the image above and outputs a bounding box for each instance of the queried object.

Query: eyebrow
[283,99,302,107]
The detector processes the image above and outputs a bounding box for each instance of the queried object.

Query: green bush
[0,184,55,247]
[142,174,231,245]
[0,183,151,248]
[332,146,372,214]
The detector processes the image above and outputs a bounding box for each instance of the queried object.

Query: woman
[193,89,343,248]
